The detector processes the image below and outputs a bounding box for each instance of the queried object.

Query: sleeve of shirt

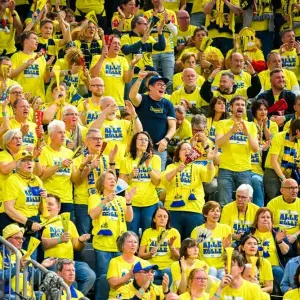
[3,177,21,202]
[166,100,176,119]
[88,194,100,214]
[107,257,118,279]
[11,53,19,69]
[70,221,79,239]
[268,134,283,155]
[152,155,161,171]
[119,157,129,175]
[172,228,181,248]
[215,121,224,136]
[219,205,231,226]
[122,57,129,72]
[90,55,101,70]
[280,261,293,293]
[249,122,258,138]
[140,229,149,247]
[171,262,181,281]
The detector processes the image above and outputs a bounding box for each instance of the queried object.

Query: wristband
[99,202,105,209]
[57,236,61,244]
[109,162,116,166]
[214,293,220,299]
[164,136,170,143]
[25,219,34,229]
[59,161,63,169]
[279,175,286,181]
[126,202,132,206]
[129,65,134,70]
[147,166,153,172]
[163,289,170,295]
[2,112,7,117]
[138,288,145,295]
[207,160,213,163]
[207,77,213,83]
[293,233,298,240]
[34,158,39,162]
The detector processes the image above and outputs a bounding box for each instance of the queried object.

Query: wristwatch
[164,137,170,143]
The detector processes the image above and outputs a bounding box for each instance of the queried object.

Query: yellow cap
[3,223,24,239]
[15,150,33,161]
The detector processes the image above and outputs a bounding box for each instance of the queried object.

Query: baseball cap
[3,223,24,239]
[133,261,158,274]
[15,150,34,161]
[148,76,169,86]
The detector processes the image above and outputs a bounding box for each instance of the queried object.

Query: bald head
[165,293,180,300]
[177,10,190,29]
[89,77,105,97]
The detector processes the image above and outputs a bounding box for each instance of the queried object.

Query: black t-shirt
[135,94,176,146]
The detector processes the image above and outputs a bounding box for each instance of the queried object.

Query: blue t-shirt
[135,94,175,146]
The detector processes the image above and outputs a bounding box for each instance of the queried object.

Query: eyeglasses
[90,84,104,88]
[11,136,22,141]
[21,158,33,162]
[10,236,25,242]
[156,83,166,88]
[89,137,103,141]
[282,186,299,191]
[65,113,79,117]
[11,91,23,95]
[137,138,149,142]
[236,195,248,200]
[138,270,156,274]
[193,277,207,281]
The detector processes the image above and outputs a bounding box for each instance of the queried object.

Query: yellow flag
[24,237,40,258]
[86,11,98,25]
[250,256,258,277]
[225,247,234,274]
[200,37,213,52]
[52,65,61,90]
[61,212,70,232]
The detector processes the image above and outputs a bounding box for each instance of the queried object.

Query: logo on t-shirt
[105,64,121,77]
[150,106,163,114]
[202,238,222,257]
[279,210,299,228]
[104,126,123,141]
[24,63,40,78]
[229,132,247,145]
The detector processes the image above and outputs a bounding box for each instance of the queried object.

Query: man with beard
[90,96,142,172]
[130,72,176,170]
[200,61,261,112]
[256,68,297,118]
[77,77,105,126]
[215,95,259,207]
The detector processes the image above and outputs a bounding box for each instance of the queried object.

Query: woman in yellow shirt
[119,131,161,235]
[88,170,136,300]
[179,268,210,300]
[139,207,181,286]
[171,238,209,294]
[239,235,273,294]
[162,141,216,240]
[251,208,293,288]
[283,265,300,300]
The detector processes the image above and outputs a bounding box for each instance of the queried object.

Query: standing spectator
[190,1,205,27]
[130,72,177,170]
[215,96,259,207]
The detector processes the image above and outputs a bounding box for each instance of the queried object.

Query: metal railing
[0,236,21,299]
[23,260,71,300]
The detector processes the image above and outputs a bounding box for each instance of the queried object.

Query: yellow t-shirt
[11,51,46,101]
[174,24,198,58]
[191,223,232,269]
[88,194,127,252]
[283,288,300,300]
[99,118,131,169]
[283,115,300,132]
[259,68,298,92]
[215,119,258,171]
[203,0,240,39]
[42,216,79,259]
[164,0,182,12]
[143,9,178,54]
[226,48,265,64]
[212,70,252,89]
[264,131,300,177]
[161,162,215,213]
[39,145,73,203]
[207,117,219,144]
[220,201,259,235]
[9,119,37,146]
[179,292,210,300]
[107,255,143,298]
[267,195,300,234]
[42,286,84,300]
[112,14,134,33]
[75,0,105,15]
[140,227,181,270]
[171,259,209,293]
[220,279,263,300]
[170,118,192,148]
[173,72,205,91]
[3,173,43,218]
[73,154,109,205]
[251,151,264,176]
[0,150,14,206]
[192,0,204,13]
[77,98,102,126]
[253,230,280,266]
[90,55,129,107]
[0,9,20,55]
[120,154,161,207]
[258,257,274,286]
[38,37,61,57]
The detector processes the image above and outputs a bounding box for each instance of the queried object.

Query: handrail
[23,259,71,300]
[0,236,21,299]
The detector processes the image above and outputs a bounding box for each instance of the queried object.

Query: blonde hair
[71,20,100,41]
[64,47,84,69]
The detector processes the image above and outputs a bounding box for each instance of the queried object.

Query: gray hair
[100,96,116,107]
[56,259,74,272]
[191,114,207,128]
[236,184,253,198]
[221,72,234,81]
[62,105,78,117]
[116,231,139,252]
[86,128,101,138]
[174,105,186,115]
[48,120,65,135]
[7,84,22,94]
[2,129,22,151]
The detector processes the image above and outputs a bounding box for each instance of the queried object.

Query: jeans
[153,149,167,171]
[251,173,265,207]
[169,211,204,240]
[217,169,252,207]
[98,274,110,300]
[190,12,206,27]
[208,267,225,280]
[152,52,175,94]
[211,38,233,57]
[272,265,284,287]
[94,250,121,300]
[256,31,274,60]
[263,168,281,203]
[74,204,92,236]
[154,268,173,288]
[127,203,159,236]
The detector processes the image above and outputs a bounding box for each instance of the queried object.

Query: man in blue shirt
[281,255,300,294]
[130,71,176,170]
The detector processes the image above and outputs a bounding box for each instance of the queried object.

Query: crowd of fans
[1,0,300,299]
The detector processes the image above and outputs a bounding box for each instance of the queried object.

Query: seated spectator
[239,235,274,294]
[281,252,300,294]
[283,96,300,132]
[191,201,232,280]
[283,265,300,300]
[171,238,209,294]
[1,224,55,299]
[220,184,259,243]
[42,194,95,296]
[88,170,136,300]
[211,251,264,300]
[116,261,170,299]
[250,208,294,286]
[139,207,180,286]
[119,131,161,234]
[263,119,300,201]
[162,141,216,239]
[106,231,142,300]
